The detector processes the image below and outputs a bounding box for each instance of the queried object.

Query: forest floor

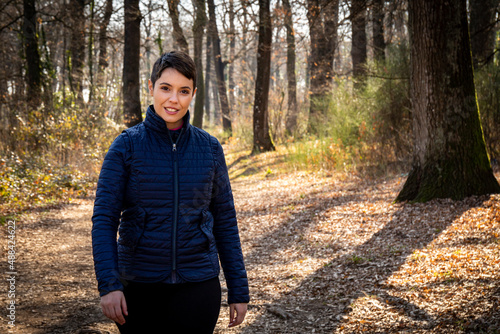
[0,149,499,334]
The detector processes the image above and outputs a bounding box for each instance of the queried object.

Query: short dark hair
[150,51,196,90]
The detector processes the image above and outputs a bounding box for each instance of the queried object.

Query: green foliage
[284,43,412,175]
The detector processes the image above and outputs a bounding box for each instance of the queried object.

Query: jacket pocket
[118,206,147,251]
[200,209,215,250]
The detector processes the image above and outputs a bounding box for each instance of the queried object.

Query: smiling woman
[148,65,197,130]
[91,51,249,334]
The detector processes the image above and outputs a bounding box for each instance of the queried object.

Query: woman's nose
[168,92,178,103]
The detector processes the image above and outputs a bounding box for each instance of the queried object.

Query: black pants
[116,277,221,334]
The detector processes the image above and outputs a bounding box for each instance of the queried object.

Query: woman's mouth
[164,107,179,115]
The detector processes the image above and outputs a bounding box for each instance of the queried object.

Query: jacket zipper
[168,128,183,273]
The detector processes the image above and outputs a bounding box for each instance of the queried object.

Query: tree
[306,0,339,131]
[69,0,86,103]
[207,0,232,134]
[204,35,212,124]
[469,0,499,68]
[167,0,189,53]
[252,0,275,153]
[372,0,386,61]
[23,0,42,107]
[123,0,142,127]
[351,0,367,85]
[396,0,500,202]
[228,0,236,115]
[191,0,206,128]
[98,0,113,74]
[283,0,298,135]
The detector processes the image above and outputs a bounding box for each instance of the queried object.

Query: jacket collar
[143,105,191,134]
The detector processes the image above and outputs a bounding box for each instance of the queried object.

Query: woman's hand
[100,290,128,325]
[228,303,248,327]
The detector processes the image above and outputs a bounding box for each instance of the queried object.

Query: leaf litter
[0,152,498,333]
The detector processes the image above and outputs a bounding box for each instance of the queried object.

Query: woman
[91,51,249,333]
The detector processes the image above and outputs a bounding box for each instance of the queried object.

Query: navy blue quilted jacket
[91,106,249,304]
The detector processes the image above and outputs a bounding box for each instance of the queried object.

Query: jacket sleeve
[91,132,130,297]
[210,139,250,304]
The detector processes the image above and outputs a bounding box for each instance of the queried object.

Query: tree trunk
[283,0,298,135]
[167,0,189,53]
[88,0,95,103]
[23,0,42,107]
[372,0,386,61]
[204,34,212,125]
[69,0,86,104]
[351,0,367,86]
[98,0,113,72]
[252,0,275,153]
[396,0,500,202]
[192,0,206,128]
[123,0,142,127]
[469,0,499,68]
[207,0,232,134]
[306,0,339,131]
[228,0,236,115]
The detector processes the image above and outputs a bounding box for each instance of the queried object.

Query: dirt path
[1,167,499,333]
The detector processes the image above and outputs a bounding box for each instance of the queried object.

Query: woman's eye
[181,90,190,94]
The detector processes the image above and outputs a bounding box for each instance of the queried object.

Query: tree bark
[252,0,275,153]
[88,0,95,103]
[123,0,142,127]
[204,34,212,125]
[306,0,339,131]
[167,0,189,53]
[69,0,86,103]
[396,0,500,202]
[98,0,113,72]
[207,0,232,134]
[228,0,236,115]
[23,0,42,107]
[192,0,206,128]
[469,0,499,68]
[283,0,298,135]
[351,0,367,86]
[372,0,386,61]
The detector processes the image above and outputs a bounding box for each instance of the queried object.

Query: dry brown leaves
[0,156,498,333]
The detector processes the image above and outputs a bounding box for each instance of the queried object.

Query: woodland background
[1,1,500,333]
[1,0,500,213]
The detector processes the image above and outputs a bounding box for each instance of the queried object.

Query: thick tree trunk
[469,0,499,67]
[23,0,42,107]
[167,0,189,53]
[351,0,367,86]
[372,0,386,61]
[396,0,500,202]
[283,0,297,134]
[69,0,85,103]
[192,0,206,128]
[306,0,339,131]
[252,0,275,153]
[207,0,232,134]
[123,0,142,127]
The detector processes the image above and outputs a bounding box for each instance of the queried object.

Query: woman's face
[148,68,196,129]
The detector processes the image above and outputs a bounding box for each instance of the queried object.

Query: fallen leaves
[0,158,498,333]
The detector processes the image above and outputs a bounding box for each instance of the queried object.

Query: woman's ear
[192,88,197,97]
[148,79,154,96]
